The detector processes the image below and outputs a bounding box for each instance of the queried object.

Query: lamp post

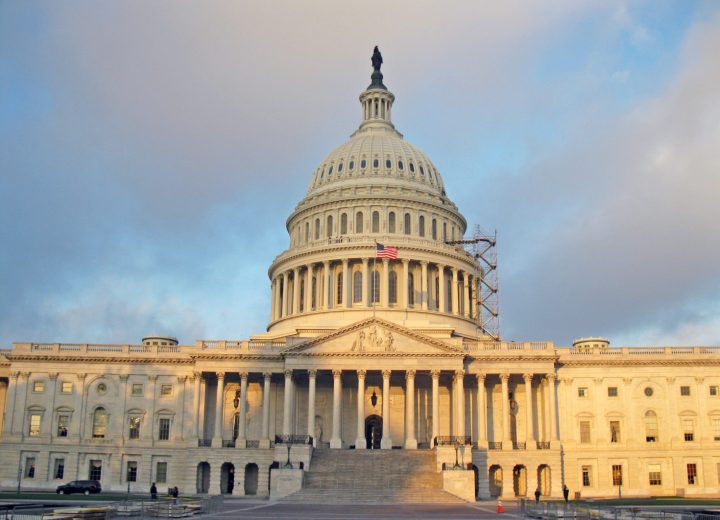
[460,443,465,468]
[453,438,461,470]
[284,441,293,469]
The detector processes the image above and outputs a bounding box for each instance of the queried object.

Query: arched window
[340,213,347,235]
[355,212,364,233]
[311,276,317,310]
[389,271,398,304]
[304,222,309,243]
[299,280,305,312]
[372,211,380,233]
[336,272,343,304]
[445,278,452,312]
[407,273,415,306]
[419,215,425,237]
[92,407,108,438]
[353,271,362,303]
[404,213,411,235]
[370,270,380,303]
[360,159,367,169]
[434,276,439,309]
[314,218,320,240]
[326,215,333,238]
[443,222,447,241]
[432,219,437,240]
[645,411,658,442]
[388,212,396,233]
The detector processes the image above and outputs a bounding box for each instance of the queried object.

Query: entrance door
[365,415,383,449]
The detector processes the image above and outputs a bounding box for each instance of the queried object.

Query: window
[420,165,425,176]
[712,417,720,441]
[57,414,69,437]
[326,215,333,238]
[687,463,698,485]
[418,215,425,237]
[711,385,718,396]
[89,460,102,481]
[644,386,654,397]
[337,162,343,172]
[612,465,623,486]
[370,271,380,303]
[353,271,362,303]
[97,382,107,395]
[443,222,447,241]
[404,213,411,235]
[398,160,404,171]
[314,218,320,240]
[407,273,415,306]
[160,384,172,396]
[340,213,347,235]
[580,421,591,443]
[409,162,415,173]
[610,421,620,443]
[159,418,171,441]
[683,419,694,442]
[25,457,36,478]
[33,381,45,393]
[92,408,108,438]
[29,414,41,437]
[311,276,317,309]
[385,159,391,169]
[156,462,168,483]
[431,219,437,240]
[131,384,143,396]
[372,211,379,233]
[607,387,618,397]
[336,272,343,305]
[348,160,354,171]
[304,222,309,243]
[373,158,379,168]
[581,466,591,487]
[648,465,662,486]
[61,382,73,394]
[299,280,305,312]
[126,461,138,482]
[388,212,396,233]
[680,385,691,396]
[129,417,141,439]
[355,212,363,233]
[360,159,366,169]
[53,458,65,479]
[578,387,588,398]
[327,165,332,175]
[645,411,658,442]
[389,271,397,304]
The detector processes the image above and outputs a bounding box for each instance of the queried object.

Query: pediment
[283,317,464,357]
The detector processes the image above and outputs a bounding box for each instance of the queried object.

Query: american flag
[375,243,398,259]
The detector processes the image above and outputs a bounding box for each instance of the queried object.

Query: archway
[472,464,479,498]
[513,465,527,497]
[537,465,551,496]
[220,463,235,495]
[365,414,383,449]
[489,465,503,497]
[244,463,259,495]
[196,462,210,494]
[268,462,279,495]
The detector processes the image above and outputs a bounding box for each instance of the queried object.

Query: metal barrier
[522,499,720,519]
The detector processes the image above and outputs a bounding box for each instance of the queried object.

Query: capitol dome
[266,50,483,339]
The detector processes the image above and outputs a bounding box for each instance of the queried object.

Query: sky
[1,1,719,347]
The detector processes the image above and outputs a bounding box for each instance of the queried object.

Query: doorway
[513,464,527,497]
[244,463,259,495]
[196,462,210,494]
[365,414,383,449]
[220,463,235,495]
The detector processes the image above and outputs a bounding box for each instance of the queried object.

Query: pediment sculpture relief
[350,325,396,353]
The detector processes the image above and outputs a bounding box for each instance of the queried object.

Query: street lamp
[453,438,461,470]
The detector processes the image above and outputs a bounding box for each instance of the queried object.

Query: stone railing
[463,341,554,352]
[197,340,287,351]
[274,435,313,445]
[488,442,502,450]
[434,436,472,446]
[565,346,720,356]
[536,441,551,450]
[25,343,182,356]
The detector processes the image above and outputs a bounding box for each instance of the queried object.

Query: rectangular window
[680,385,691,396]
[160,384,172,396]
[581,466,591,487]
[129,417,141,440]
[29,414,41,437]
[712,417,720,441]
[89,460,102,481]
[610,421,621,443]
[57,415,69,437]
[578,387,588,398]
[612,465,623,486]
[53,458,65,479]
[61,382,73,394]
[24,457,36,478]
[131,384,143,396]
[126,461,138,482]
[33,381,45,393]
[683,419,694,442]
[158,418,170,440]
[710,385,718,396]
[687,463,698,485]
[607,387,618,397]
[156,462,168,483]
[649,464,662,486]
[580,421,591,443]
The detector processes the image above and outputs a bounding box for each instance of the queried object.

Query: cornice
[559,358,720,368]
[6,355,194,365]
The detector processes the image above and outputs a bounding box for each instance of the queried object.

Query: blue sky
[1,1,719,347]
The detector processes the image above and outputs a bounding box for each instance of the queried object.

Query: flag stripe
[376,243,398,259]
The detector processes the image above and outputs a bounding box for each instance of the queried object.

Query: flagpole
[372,240,377,318]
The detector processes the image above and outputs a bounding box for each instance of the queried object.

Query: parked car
[56,480,102,495]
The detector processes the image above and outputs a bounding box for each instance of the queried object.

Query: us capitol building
[1,49,719,502]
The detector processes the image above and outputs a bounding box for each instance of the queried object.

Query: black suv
[56,480,102,495]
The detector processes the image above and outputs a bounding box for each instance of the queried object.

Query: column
[501,373,511,446]
[381,258,389,307]
[381,370,393,449]
[305,264,313,312]
[330,370,342,448]
[401,259,410,308]
[212,372,224,447]
[547,374,558,441]
[524,373,535,447]
[323,261,331,310]
[270,279,276,322]
[307,370,317,446]
[355,370,366,449]
[463,273,470,318]
[438,265,446,313]
[3,373,18,435]
[282,370,293,436]
[236,372,248,448]
[404,370,417,449]
[431,370,440,446]
[146,375,158,441]
[75,373,87,440]
[176,375,187,441]
[260,372,271,448]
[342,260,350,308]
[192,373,202,439]
[292,267,301,314]
[420,261,428,310]
[476,374,487,445]
[455,371,465,438]
[281,271,289,317]
[451,267,459,315]
[361,258,369,307]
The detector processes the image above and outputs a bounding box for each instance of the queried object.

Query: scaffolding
[446,225,500,340]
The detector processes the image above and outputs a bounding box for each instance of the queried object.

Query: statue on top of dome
[371,46,383,72]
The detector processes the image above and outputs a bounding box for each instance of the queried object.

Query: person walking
[562,484,569,503]
[150,482,158,500]
[534,487,541,504]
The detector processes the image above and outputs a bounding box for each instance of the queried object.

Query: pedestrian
[172,486,179,498]
[534,487,541,504]
[562,484,569,503]
[150,482,158,500]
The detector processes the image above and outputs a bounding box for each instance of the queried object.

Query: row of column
[270,259,477,321]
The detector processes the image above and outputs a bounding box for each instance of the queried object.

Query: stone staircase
[279,448,467,504]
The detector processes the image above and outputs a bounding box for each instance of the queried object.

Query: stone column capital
[308,369,317,378]
[382,369,392,379]
[523,373,533,382]
[332,369,342,378]
[263,371,273,380]
[431,369,441,379]
[357,369,367,379]
[405,370,416,380]
[545,373,556,382]
[500,373,510,382]
[148,374,158,382]
[401,258,410,266]
[283,369,293,379]
[48,372,59,380]
[361,258,369,266]
[695,376,705,384]
[475,372,486,382]
[560,378,572,386]
[177,375,188,383]
[593,377,603,385]
[342,258,349,266]
[10,371,20,380]
[20,371,31,379]
[216,372,225,381]
[665,376,675,384]
[76,373,87,382]
[239,372,249,381]
[454,370,465,380]
[119,374,130,382]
